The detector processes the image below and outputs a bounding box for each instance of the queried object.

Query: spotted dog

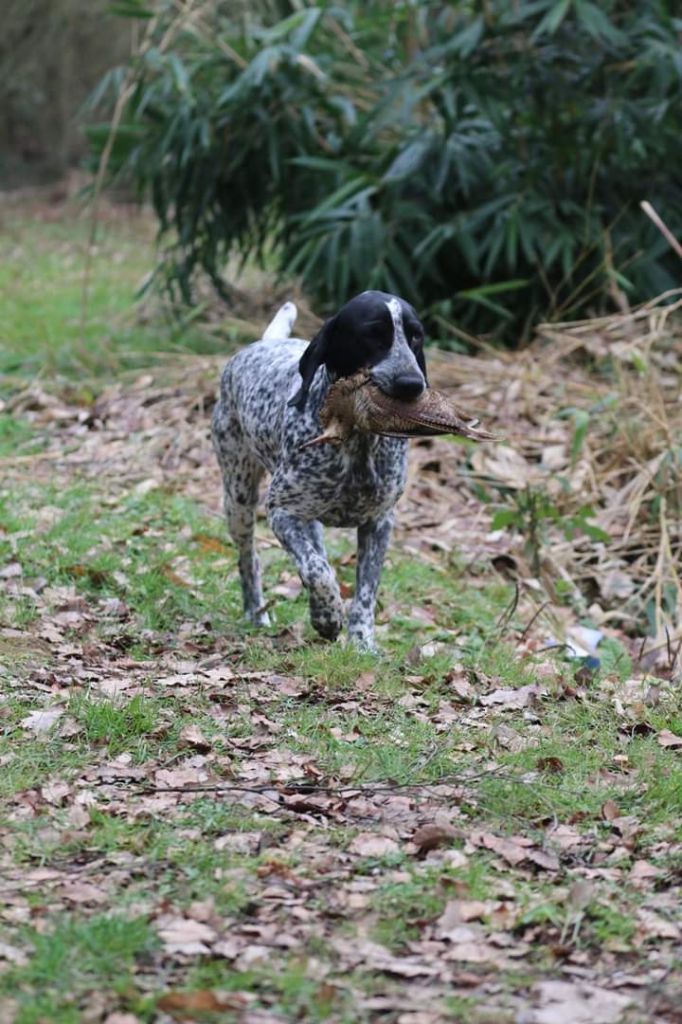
[211,290,428,651]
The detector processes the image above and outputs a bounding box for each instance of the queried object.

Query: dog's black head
[290,290,427,411]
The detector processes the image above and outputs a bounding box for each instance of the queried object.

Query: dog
[211,290,428,651]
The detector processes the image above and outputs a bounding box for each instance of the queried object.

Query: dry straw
[427,290,682,641]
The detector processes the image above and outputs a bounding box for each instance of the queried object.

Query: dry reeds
[430,290,682,640]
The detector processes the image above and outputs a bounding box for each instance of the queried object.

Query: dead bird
[302,371,498,447]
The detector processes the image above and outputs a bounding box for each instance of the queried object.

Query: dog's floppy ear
[289,321,332,411]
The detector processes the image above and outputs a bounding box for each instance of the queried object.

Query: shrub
[90,0,682,342]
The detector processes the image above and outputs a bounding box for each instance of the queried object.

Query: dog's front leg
[268,507,344,641]
[348,513,394,652]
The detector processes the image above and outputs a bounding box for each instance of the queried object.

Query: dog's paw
[309,594,344,641]
[247,606,271,628]
[347,624,379,654]
[310,606,344,641]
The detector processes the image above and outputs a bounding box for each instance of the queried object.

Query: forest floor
[0,193,681,1024]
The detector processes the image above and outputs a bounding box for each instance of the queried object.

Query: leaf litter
[0,276,681,1020]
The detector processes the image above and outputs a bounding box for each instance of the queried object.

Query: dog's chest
[322,439,408,526]
[269,435,408,527]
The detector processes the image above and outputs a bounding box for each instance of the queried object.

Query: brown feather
[302,373,499,447]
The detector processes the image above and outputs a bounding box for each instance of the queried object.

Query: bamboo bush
[90,0,682,341]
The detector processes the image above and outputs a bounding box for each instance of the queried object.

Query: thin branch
[641,200,682,261]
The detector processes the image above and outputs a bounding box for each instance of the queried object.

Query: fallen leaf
[157,990,249,1019]
[411,823,458,856]
[157,917,218,955]
[471,832,558,871]
[347,940,440,978]
[67,802,90,827]
[268,674,307,697]
[657,729,682,748]
[437,899,493,936]
[154,766,208,788]
[134,478,160,496]
[492,723,526,751]
[397,1013,443,1024]
[567,880,593,913]
[348,833,399,857]
[0,562,22,578]
[628,860,660,888]
[636,908,680,941]
[212,937,241,959]
[536,756,564,774]
[355,671,376,691]
[444,668,473,701]
[41,781,71,804]
[161,565,192,588]
[610,815,641,841]
[601,800,621,822]
[480,683,541,708]
[471,831,530,866]
[178,724,212,753]
[271,576,303,599]
[20,707,63,734]
[447,940,507,964]
[214,832,262,855]
[60,881,108,905]
[526,980,631,1024]
[65,564,109,587]
[0,941,28,965]
[193,533,232,555]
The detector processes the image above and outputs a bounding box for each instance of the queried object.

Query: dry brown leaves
[2,279,682,1022]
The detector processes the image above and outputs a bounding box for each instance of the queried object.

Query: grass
[1,203,679,1023]
[69,693,161,755]
[0,208,228,384]
[1,914,157,1024]
[2,474,680,817]
[0,415,43,458]
[372,860,492,950]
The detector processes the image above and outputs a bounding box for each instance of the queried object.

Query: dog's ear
[289,321,332,410]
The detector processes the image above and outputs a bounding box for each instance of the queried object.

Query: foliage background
[91,0,682,342]
[0,0,131,185]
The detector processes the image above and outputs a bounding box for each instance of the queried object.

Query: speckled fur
[211,293,427,651]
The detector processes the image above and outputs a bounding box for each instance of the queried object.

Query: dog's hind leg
[212,406,269,627]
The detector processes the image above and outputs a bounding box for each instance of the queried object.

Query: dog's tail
[262,301,297,341]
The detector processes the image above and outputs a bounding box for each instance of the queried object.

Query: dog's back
[215,304,306,472]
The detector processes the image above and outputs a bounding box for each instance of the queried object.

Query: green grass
[2,475,680,822]
[1,208,680,1023]
[0,482,246,639]
[372,860,492,950]
[184,958,361,1023]
[69,693,161,755]
[0,210,231,384]
[0,914,157,1024]
[0,415,43,458]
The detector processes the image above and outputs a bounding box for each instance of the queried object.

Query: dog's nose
[387,373,426,400]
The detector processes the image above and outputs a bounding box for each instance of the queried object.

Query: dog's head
[290,290,427,411]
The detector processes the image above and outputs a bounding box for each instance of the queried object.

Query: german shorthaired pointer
[211,290,428,651]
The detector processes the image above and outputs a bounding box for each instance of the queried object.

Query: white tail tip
[263,301,298,341]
